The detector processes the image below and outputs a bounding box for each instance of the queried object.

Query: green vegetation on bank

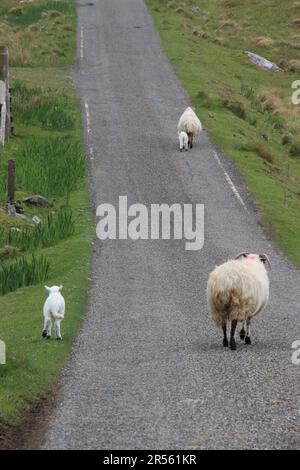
[0,0,93,429]
[146,0,300,265]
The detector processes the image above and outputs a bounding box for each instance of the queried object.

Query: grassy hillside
[146,0,300,265]
[0,0,93,436]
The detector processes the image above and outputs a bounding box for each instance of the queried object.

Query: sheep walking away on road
[177,106,202,149]
[207,252,271,350]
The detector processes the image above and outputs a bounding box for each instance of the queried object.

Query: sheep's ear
[45,285,51,292]
[59,285,63,291]
[234,252,249,260]
[259,254,271,270]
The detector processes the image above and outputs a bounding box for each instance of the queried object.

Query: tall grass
[16,137,86,200]
[13,82,75,131]
[0,176,7,202]
[0,1,76,68]
[0,254,50,296]
[0,207,75,251]
[5,2,74,29]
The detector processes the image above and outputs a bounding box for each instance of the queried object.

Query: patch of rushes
[0,254,50,296]
[14,136,86,202]
[0,207,75,252]
[146,0,300,266]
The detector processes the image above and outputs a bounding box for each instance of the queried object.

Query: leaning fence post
[7,159,16,204]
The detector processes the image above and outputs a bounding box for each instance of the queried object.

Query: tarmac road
[42,0,300,449]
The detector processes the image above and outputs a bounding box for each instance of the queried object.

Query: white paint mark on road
[80,26,84,60]
[84,101,94,161]
[85,101,91,135]
[213,150,249,215]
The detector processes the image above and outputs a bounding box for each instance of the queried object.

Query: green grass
[0,0,76,67]
[146,0,300,266]
[0,0,93,428]
[13,82,76,131]
[5,1,74,29]
[0,190,92,424]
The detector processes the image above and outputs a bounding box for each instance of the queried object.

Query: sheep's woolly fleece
[177,106,202,137]
[207,255,269,327]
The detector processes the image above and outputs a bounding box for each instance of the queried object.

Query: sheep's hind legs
[230,320,237,350]
[240,321,246,340]
[245,318,251,345]
[42,318,51,339]
[54,319,62,341]
[222,322,228,347]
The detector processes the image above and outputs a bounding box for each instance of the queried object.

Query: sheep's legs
[54,320,62,341]
[245,318,251,345]
[222,322,228,347]
[42,317,48,338]
[42,318,51,339]
[230,320,237,350]
[240,321,246,340]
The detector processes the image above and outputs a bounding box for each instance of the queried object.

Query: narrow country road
[42,0,299,449]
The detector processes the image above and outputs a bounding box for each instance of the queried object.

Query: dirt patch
[0,389,60,450]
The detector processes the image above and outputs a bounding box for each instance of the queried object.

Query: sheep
[178,131,189,152]
[207,252,271,350]
[177,106,202,149]
[42,285,65,340]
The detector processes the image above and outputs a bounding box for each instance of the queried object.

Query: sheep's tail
[209,290,241,327]
[52,312,64,320]
[185,123,199,136]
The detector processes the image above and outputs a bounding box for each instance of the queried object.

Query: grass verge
[146,0,300,266]
[0,0,93,434]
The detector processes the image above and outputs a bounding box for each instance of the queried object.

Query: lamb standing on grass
[207,253,271,350]
[177,106,202,149]
[42,285,65,340]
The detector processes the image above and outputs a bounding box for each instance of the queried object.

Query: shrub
[282,134,292,145]
[238,141,275,163]
[0,245,20,261]
[290,138,300,157]
[254,144,274,163]
[223,99,246,119]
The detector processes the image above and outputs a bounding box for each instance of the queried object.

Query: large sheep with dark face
[207,253,271,350]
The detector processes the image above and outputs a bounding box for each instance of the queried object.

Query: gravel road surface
[42,0,300,449]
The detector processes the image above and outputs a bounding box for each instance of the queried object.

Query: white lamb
[178,131,189,152]
[177,106,202,149]
[207,252,271,350]
[42,285,65,340]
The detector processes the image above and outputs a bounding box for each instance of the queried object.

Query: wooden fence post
[0,80,5,146]
[7,159,16,204]
[0,46,8,82]
[0,45,10,142]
